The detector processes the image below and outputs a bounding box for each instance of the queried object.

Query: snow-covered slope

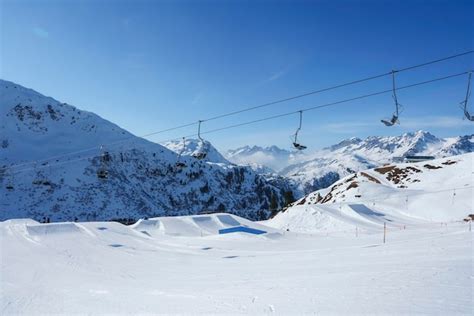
[0,79,293,221]
[227,131,473,195]
[2,213,472,314]
[267,153,473,232]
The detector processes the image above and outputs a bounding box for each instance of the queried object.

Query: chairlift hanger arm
[197,120,204,141]
[391,70,400,115]
[294,111,303,142]
[463,71,472,108]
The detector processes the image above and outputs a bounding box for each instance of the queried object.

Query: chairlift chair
[5,169,14,190]
[97,145,109,180]
[292,111,307,150]
[381,70,402,126]
[175,137,187,169]
[381,114,399,126]
[192,120,208,160]
[97,169,108,179]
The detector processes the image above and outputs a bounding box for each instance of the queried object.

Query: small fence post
[470,220,472,232]
[356,227,358,238]
[383,222,386,244]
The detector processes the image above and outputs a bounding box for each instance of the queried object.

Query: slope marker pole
[383,222,386,244]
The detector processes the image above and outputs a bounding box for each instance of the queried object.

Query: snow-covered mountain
[225,145,307,172]
[266,153,474,232]
[163,138,230,164]
[227,131,473,195]
[0,79,294,221]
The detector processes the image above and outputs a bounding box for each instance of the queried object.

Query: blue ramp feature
[218,226,266,235]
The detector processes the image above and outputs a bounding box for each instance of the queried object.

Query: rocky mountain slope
[0,79,293,222]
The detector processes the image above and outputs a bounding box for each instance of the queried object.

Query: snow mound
[26,222,82,236]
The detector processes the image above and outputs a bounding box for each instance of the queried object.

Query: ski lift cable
[194,71,470,137]
[7,70,471,175]
[7,121,198,171]
[6,51,473,171]
[201,51,474,123]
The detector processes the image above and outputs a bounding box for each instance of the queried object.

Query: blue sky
[1,0,473,151]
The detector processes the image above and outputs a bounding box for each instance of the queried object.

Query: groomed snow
[1,213,472,315]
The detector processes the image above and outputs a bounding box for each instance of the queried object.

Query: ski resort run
[1,212,472,314]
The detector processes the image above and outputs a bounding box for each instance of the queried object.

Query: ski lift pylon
[97,145,109,180]
[381,70,402,126]
[292,110,307,150]
[460,71,473,121]
[192,120,208,160]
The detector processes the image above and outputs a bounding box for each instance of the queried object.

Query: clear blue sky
[1,0,473,151]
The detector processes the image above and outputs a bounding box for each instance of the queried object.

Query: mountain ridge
[226,130,473,194]
[0,79,293,222]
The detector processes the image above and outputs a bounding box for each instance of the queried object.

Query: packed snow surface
[1,213,472,315]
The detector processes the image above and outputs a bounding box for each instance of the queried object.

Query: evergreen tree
[283,190,295,207]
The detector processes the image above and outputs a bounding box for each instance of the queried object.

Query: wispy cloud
[258,66,291,86]
[265,70,286,82]
[32,26,49,39]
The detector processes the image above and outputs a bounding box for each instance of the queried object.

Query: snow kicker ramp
[148,213,272,237]
[26,222,83,236]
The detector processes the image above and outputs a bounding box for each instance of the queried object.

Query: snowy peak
[326,130,443,156]
[225,145,306,172]
[0,79,146,165]
[226,145,291,157]
[163,138,230,164]
[326,137,363,151]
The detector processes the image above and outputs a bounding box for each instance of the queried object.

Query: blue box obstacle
[218,226,267,235]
